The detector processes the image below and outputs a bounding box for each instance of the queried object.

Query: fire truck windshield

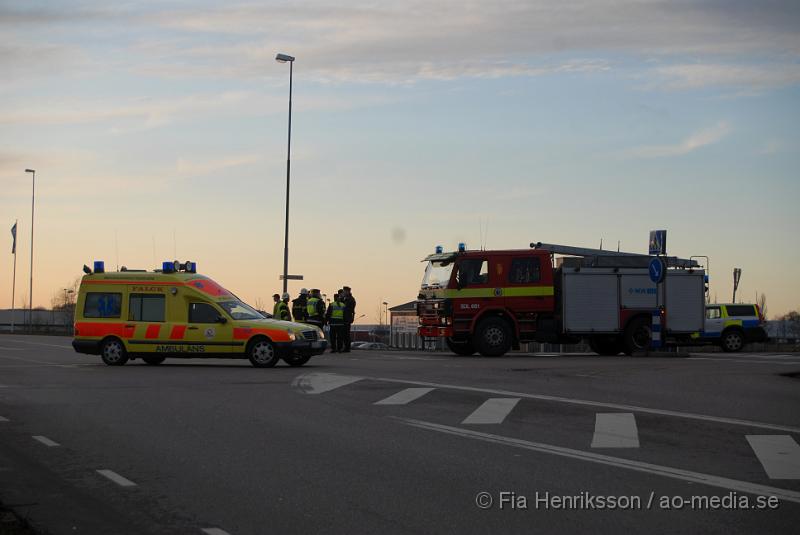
[421,261,454,289]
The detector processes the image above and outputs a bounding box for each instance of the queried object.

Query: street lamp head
[275,53,295,63]
[25,169,35,173]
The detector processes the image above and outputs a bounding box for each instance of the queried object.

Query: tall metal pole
[26,169,35,330]
[282,60,293,294]
[11,219,17,333]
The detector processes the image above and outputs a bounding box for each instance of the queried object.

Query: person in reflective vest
[292,288,309,323]
[306,289,325,330]
[326,292,346,352]
[275,292,291,321]
[272,294,281,318]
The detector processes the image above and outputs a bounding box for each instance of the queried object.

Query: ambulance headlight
[286,329,296,341]
[317,327,325,340]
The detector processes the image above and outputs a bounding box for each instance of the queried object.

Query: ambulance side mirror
[216,315,228,324]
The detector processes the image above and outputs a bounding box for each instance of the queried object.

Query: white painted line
[291,372,363,394]
[591,413,639,448]
[0,416,8,422]
[201,528,232,535]
[32,435,60,447]
[96,469,137,487]
[689,357,800,366]
[397,417,800,504]
[747,435,800,479]
[363,374,800,433]
[462,398,520,425]
[374,387,434,405]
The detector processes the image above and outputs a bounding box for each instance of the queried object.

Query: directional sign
[649,230,667,256]
[280,274,304,280]
[648,257,666,284]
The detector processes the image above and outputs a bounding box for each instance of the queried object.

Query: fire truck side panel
[664,272,705,332]
[620,275,657,308]
[562,271,620,332]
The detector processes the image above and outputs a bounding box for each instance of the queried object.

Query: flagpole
[11,219,17,334]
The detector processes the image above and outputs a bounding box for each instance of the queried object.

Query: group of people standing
[271,287,356,353]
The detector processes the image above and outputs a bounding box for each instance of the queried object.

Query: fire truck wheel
[475,317,512,357]
[446,338,476,356]
[142,356,166,365]
[720,329,744,353]
[247,337,280,368]
[100,337,129,366]
[623,317,651,355]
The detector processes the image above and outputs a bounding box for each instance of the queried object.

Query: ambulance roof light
[93,260,105,273]
[458,242,466,252]
[435,245,443,254]
[162,261,176,273]
[185,261,197,273]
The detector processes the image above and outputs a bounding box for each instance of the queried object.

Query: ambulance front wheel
[247,338,280,368]
[101,337,129,366]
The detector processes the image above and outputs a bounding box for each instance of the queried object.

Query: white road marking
[689,357,800,366]
[363,374,800,433]
[201,528,232,535]
[96,469,137,487]
[374,387,434,405]
[746,435,800,479]
[462,398,520,425]
[397,417,800,504]
[0,416,8,422]
[32,435,60,447]
[292,372,363,394]
[591,413,640,448]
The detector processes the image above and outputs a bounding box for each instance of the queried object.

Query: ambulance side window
[189,303,220,323]
[129,294,165,322]
[83,292,122,318]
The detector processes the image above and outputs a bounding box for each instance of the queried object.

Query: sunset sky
[2,1,799,321]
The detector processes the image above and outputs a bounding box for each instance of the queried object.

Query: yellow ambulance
[72,260,326,367]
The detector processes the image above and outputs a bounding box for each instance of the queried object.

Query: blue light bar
[162,261,175,273]
[435,245,443,254]
[458,242,466,252]
[185,261,197,273]
[93,260,105,273]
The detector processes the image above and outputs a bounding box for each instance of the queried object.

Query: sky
[1,0,799,321]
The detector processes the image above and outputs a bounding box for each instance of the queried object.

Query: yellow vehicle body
[72,268,326,367]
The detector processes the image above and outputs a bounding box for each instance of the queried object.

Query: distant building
[389,301,445,350]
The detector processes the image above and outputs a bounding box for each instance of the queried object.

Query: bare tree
[757,293,767,319]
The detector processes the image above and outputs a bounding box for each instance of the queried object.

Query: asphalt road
[1,334,799,534]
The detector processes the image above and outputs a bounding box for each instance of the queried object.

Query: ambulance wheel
[283,354,311,367]
[101,337,128,366]
[142,356,166,365]
[623,317,651,355]
[720,329,744,353]
[247,338,280,368]
[446,338,476,356]
[475,317,512,357]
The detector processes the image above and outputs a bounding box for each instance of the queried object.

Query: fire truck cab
[417,243,706,357]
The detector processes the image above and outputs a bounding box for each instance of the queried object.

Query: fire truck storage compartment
[562,270,619,332]
[662,272,705,332]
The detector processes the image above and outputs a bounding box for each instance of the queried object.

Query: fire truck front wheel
[446,338,476,356]
[474,317,512,357]
[623,316,651,355]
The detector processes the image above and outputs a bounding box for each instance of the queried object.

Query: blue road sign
[649,230,667,255]
[649,257,666,284]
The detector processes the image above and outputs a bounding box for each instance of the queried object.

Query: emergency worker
[306,289,325,330]
[276,292,291,321]
[272,294,281,318]
[342,286,357,352]
[326,292,346,352]
[292,288,309,323]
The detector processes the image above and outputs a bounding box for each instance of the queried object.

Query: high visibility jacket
[331,301,345,322]
[307,297,324,321]
[272,301,281,318]
[276,301,291,321]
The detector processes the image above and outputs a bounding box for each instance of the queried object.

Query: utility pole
[732,268,742,303]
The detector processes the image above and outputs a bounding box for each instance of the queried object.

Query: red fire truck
[417,242,706,356]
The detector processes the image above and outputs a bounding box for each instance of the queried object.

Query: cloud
[626,122,731,158]
[649,63,800,92]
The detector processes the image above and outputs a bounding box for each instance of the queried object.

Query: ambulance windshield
[220,300,265,320]
[421,261,453,290]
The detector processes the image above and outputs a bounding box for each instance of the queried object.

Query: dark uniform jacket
[344,295,356,324]
[292,295,308,322]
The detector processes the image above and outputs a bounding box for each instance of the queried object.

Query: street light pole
[25,169,35,330]
[276,53,295,294]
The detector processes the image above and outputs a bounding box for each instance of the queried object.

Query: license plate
[312,341,323,348]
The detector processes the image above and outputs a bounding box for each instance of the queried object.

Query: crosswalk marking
[591,413,639,448]
[746,435,800,479]
[375,388,434,405]
[292,373,363,394]
[462,398,520,425]
[96,469,137,487]
[32,435,60,447]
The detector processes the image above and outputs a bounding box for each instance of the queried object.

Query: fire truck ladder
[530,242,699,269]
